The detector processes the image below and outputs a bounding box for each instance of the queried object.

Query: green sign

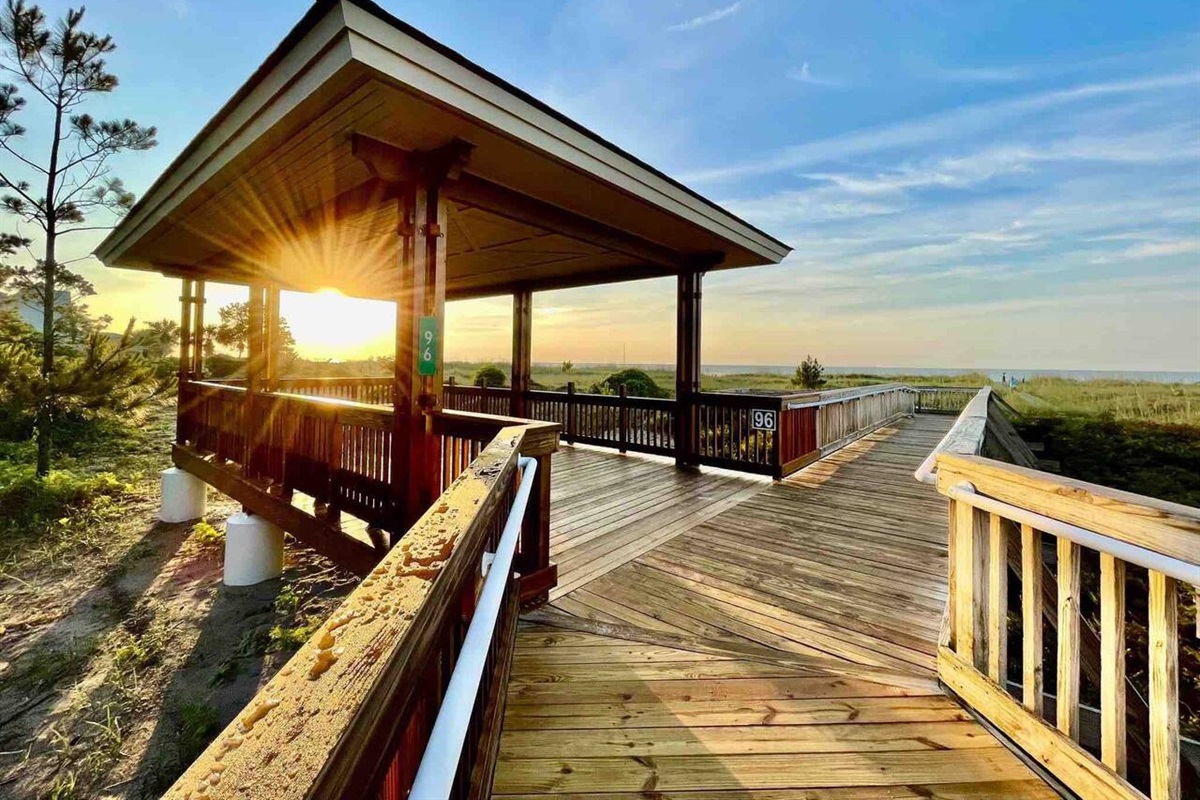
[417,316,439,376]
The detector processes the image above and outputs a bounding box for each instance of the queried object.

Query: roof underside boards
[96,0,790,301]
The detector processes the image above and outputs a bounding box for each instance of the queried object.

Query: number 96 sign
[417,316,439,376]
[751,408,777,431]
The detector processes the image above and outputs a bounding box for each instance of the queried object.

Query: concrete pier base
[223,512,284,586]
[159,467,207,523]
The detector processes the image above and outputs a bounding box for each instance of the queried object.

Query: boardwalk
[492,415,1057,798]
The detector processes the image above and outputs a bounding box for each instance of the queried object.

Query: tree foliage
[560,359,573,374]
[0,1,157,474]
[212,301,297,367]
[590,368,668,398]
[472,363,506,388]
[792,354,826,390]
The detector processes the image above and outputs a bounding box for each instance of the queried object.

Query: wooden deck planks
[493,626,1055,798]
[493,417,1054,798]
[547,415,956,676]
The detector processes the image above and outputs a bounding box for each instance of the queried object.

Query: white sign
[751,409,777,431]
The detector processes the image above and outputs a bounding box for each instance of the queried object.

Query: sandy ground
[0,461,355,798]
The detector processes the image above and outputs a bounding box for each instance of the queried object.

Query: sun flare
[281,288,394,361]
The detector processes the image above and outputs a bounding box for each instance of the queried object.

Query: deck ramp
[493,415,1058,798]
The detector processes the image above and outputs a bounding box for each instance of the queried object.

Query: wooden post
[618,384,628,454]
[511,289,532,418]
[177,279,194,445]
[675,270,702,467]
[243,284,266,473]
[517,453,555,606]
[265,285,282,391]
[192,279,206,379]
[565,382,576,444]
[394,179,449,529]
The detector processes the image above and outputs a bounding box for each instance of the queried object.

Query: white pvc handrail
[409,455,537,799]
[947,482,1200,586]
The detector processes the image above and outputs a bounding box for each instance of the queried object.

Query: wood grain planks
[493,416,1054,798]
[494,625,1054,798]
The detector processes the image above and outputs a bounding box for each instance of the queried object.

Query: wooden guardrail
[444,380,915,479]
[162,425,535,799]
[915,385,982,415]
[176,381,559,595]
[917,387,1198,800]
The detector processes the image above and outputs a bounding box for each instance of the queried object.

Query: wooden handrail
[931,453,1198,800]
[914,387,992,484]
[162,425,530,799]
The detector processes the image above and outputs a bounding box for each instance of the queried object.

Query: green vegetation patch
[1016,415,1200,506]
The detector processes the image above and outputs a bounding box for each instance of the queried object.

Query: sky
[4,0,1200,371]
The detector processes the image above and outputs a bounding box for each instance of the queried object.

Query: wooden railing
[915,385,982,415]
[162,425,537,799]
[176,381,558,590]
[218,376,915,480]
[443,381,915,479]
[917,387,1198,800]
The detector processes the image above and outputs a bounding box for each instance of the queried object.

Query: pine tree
[0,2,157,474]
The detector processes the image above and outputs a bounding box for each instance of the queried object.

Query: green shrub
[472,363,507,388]
[590,368,669,398]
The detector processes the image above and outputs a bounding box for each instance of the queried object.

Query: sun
[281,288,394,361]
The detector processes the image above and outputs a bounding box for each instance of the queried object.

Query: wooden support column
[675,270,702,467]
[264,285,282,391]
[192,279,206,379]
[243,284,266,474]
[511,289,532,418]
[176,279,194,444]
[356,136,472,532]
[394,181,449,528]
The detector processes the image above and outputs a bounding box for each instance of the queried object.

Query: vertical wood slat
[1099,552,1127,776]
[986,513,1007,685]
[1056,538,1081,741]
[1020,523,1044,715]
[953,501,988,668]
[1149,571,1180,800]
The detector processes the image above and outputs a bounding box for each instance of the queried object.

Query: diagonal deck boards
[493,415,1056,798]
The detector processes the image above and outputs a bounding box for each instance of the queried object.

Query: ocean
[571,364,1200,384]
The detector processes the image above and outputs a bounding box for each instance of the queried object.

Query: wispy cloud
[668,2,743,32]
[681,72,1200,184]
[937,66,1034,84]
[786,62,841,87]
[169,0,189,19]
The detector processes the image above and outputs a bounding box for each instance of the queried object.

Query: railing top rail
[435,409,560,457]
[409,455,537,797]
[783,382,915,409]
[936,451,1200,564]
[913,386,992,484]
[162,425,529,800]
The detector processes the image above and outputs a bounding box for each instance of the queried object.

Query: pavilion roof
[96,0,790,300]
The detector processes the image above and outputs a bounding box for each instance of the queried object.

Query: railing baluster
[1020,523,1044,715]
[1099,552,1127,776]
[1149,570,1180,800]
[1056,537,1081,740]
[987,513,1007,685]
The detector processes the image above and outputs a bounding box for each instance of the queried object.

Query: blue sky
[20,0,1200,371]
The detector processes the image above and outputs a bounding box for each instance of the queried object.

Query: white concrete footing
[159,467,207,523]
[223,512,284,586]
